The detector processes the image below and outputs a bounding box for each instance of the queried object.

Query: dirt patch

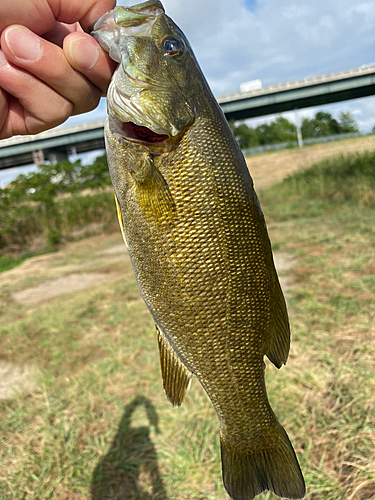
[100,244,127,255]
[247,134,375,190]
[1,241,296,400]
[273,252,295,272]
[0,361,38,399]
[69,222,105,239]
[273,252,295,294]
[11,272,119,305]
[0,250,77,289]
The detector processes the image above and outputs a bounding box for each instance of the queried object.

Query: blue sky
[2,0,375,186]
[77,0,375,132]
[245,0,256,10]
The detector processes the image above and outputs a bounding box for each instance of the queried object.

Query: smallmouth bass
[91,2,305,498]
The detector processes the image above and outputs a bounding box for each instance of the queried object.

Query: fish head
[91,0,199,150]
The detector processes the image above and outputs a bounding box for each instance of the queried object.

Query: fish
[90,2,305,499]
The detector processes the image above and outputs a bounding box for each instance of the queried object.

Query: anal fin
[156,326,192,408]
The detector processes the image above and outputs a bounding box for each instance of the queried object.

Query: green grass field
[0,152,374,499]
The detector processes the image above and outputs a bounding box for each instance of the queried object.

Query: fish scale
[92,1,305,498]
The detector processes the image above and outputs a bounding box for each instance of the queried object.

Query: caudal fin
[221,425,305,500]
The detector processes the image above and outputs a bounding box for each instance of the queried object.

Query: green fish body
[91,2,305,498]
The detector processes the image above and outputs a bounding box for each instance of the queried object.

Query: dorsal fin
[156,326,192,407]
[265,277,291,369]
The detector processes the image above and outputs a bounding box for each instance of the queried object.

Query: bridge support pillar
[46,150,69,164]
[32,149,45,165]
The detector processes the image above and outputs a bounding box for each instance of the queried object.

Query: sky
[1,0,375,186]
[73,0,375,131]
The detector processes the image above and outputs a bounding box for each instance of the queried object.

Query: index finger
[0,0,116,35]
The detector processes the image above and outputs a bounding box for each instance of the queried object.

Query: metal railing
[242,132,369,157]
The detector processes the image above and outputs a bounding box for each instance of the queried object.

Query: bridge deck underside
[1,72,375,169]
[221,75,375,120]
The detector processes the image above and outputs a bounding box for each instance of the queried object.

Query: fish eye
[163,37,184,57]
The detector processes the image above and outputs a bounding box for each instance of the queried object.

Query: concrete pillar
[47,150,68,164]
[294,108,303,148]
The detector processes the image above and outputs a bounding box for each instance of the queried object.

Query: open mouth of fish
[91,3,174,145]
[119,121,169,143]
[109,115,170,144]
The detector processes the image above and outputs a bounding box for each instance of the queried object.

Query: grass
[0,189,117,253]
[259,205,375,500]
[0,248,59,273]
[260,151,375,220]
[0,152,374,499]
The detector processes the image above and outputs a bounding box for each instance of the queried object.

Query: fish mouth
[90,2,164,42]
[111,118,169,144]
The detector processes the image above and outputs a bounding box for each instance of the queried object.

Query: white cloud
[3,0,374,189]
[74,0,375,131]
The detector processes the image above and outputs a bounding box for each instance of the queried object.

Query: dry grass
[260,202,375,500]
[0,148,374,499]
[246,134,375,190]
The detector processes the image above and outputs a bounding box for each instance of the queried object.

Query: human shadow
[91,396,169,500]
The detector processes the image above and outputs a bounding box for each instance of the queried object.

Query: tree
[228,110,360,149]
[230,122,260,149]
[256,117,296,145]
[315,111,341,136]
[229,116,296,148]
[301,117,316,138]
[302,112,337,138]
[338,111,359,133]
[301,111,359,139]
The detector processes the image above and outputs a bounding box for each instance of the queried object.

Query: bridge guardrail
[242,132,369,157]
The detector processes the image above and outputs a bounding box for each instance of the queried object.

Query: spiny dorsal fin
[156,326,192,408]
[266,276,291,369]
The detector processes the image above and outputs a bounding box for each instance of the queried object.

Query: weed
[0,151,374,499]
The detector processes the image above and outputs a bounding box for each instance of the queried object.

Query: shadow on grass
[91,395,168,500]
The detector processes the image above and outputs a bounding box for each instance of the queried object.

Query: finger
[0,81,10,137]
[64,32,117,96]
[0,56,73,138]
[42,22,83,47]
[0,0,116,35]
[0,0,56,35]
[1,26,101,115]
[74,0,117,32]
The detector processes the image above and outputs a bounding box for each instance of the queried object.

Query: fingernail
[5,26,42,62]
[69,37,100,70]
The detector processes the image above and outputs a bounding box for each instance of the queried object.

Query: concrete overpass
[1,63,375,169]
[219,64,375,120]
[0,120,105,169]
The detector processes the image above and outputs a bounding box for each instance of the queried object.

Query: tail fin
[220,425,305,500]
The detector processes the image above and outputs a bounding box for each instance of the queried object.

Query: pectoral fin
[114,192,129,249]
[156,326,192,407]
[131,155,175,220]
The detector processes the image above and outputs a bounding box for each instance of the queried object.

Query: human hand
[0,0,117,139]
